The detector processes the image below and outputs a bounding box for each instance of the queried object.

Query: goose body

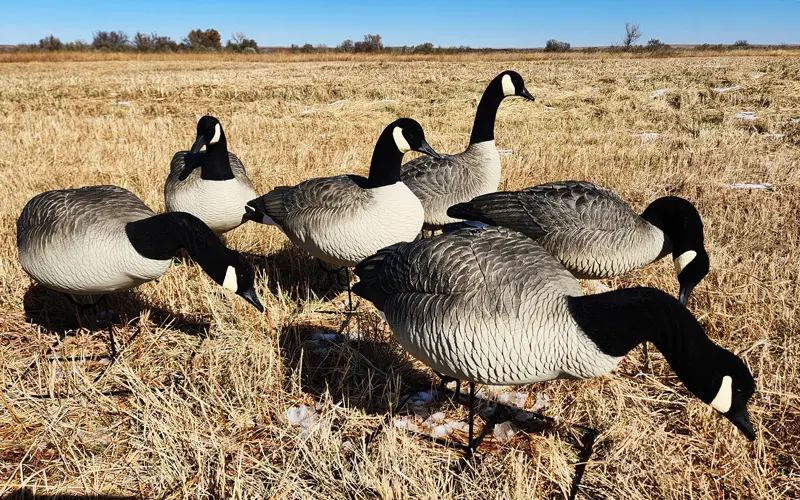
[248,118,440,268]
[164,116,257,234]
[353,226,755,440]
[400,71,535,229]
[19,186,171,295]
[17,185,263,310]
[448,181,709,305]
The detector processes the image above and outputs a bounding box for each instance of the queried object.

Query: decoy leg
[641,342,650,372]
[466,382,476,458]
[433,370,463,403]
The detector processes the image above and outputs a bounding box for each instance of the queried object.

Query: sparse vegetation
[545,39,571,52]
[0,53,798,498]
[92,30,130,51]
[226,32,259,53]
[184,28,222,51]
[622,22,643,48]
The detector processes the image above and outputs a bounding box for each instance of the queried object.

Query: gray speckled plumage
[355,226,620,385]
[165,151,257,234]
[17,185,171,295]
[448,181,670,279]
[252,175,424,268]
[400,141,501,229]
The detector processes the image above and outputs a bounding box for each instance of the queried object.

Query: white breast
[166,178,257,234]
[20,223,171,295]
[292,182,424,267]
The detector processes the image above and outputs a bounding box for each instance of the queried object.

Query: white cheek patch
[393,126,411,153]
[209,123,222,145]
[501,74,515,97]
[222,265,238,292]
[710,375,733,413]
[674,250,697,275]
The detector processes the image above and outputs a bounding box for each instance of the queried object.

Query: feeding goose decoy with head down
[353,225,754,457]
[448,182,709,307]
[165,115,258,234]
[17,185,264,314]
[400,70,535,232]
[246,118,441,312]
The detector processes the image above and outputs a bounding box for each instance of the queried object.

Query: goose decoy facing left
[17,185,264,313]
[165,116,258,234]
[447,182,709,306]
[246,118,441,312]
[353,226,755,456]
[400,71,534,232]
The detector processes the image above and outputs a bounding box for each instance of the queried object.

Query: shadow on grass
[22,284,211,340]
[4,490,138,500]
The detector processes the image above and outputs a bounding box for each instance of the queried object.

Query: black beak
[190,134,206,154]
[416,139,442,160]
[725,407,756,441]
[519,87,536,102]
[678,282,696,307]
[240,286,264,312]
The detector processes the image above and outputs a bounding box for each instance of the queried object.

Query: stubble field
[0,52,799,499]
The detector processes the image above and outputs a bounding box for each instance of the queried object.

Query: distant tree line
[10,26,790,55]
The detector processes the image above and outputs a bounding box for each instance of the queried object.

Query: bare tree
[622,22,642,48]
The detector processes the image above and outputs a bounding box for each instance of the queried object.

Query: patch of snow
[649,89,667,99]
[152,97,166,101]
[719,182,774,191]
[734,111,758,121]
[286,404,320,437]
[110,92,120,97]
[118,138,126,143]
[393,416,420,432]
[375,99,398,103]
[633,132,660,143]
[114,101,133,106]
[494,421,518,444]
[341,440,355,452]
[309,331,338,343]
[300,109,318,115]
[589,281,612,293]
[790,118,800,124]
[713,86,740,94]
[762,133,784,138]
[531,393,552,412]
[498,149,513,156]
[407,391,435,409]
[328,99,346,106]
[543,106,556,111]
[751,73,764,79]
[497,391,528,409]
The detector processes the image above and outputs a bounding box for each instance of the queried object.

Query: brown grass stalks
[0,55,798,498]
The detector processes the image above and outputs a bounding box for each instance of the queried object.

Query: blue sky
[2,1,798,48]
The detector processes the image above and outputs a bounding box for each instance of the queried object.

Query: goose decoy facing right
[400,71,535,231]
[448,182,709,307]
[17,185,263,313]
[354,226,755,456]
[246,118,441,312]
[165,116,258,234]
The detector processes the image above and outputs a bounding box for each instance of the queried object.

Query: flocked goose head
[641,196,709,306]
[191,115,225,154]
[494,70,535,102]
[206,250,264,312]
[388,118,442,159]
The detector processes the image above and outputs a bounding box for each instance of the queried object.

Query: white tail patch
[209,123,222,145]
[222,265,238,292]
[674,250,697,275]
[392,126,411,153]
[501,74,515,97]
[710,375,733,413]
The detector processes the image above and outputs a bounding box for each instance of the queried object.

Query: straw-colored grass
[0,53,798,499]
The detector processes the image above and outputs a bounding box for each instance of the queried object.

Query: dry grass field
[0,52,799,499]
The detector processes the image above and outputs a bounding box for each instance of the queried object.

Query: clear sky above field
[2,0,799,47]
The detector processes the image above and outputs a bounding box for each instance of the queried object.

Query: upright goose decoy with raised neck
[17,185,263,311]
[448,182,709,306]
[165,116,258,234]
[400,71,535,230]
[246,118,441,269]
[353,226,755,454]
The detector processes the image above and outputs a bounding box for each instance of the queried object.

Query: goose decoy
[165,116,258,234]
[17,185,263,312]
[353,226,755,456]
[447,182,709,307]
[246,118,441,311]
[399,71,535,231]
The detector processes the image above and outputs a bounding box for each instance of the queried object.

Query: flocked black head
[470,71,535,144]
[368,117,441,187]
[191,115,225,154]
[203,249,263,312]
[641,196,709,306]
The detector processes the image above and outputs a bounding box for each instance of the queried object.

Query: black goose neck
[567,287,720,396]
[469,78,504,145]
[367,129,404,188]
[200,133,234,181]
[126,212,232,276]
